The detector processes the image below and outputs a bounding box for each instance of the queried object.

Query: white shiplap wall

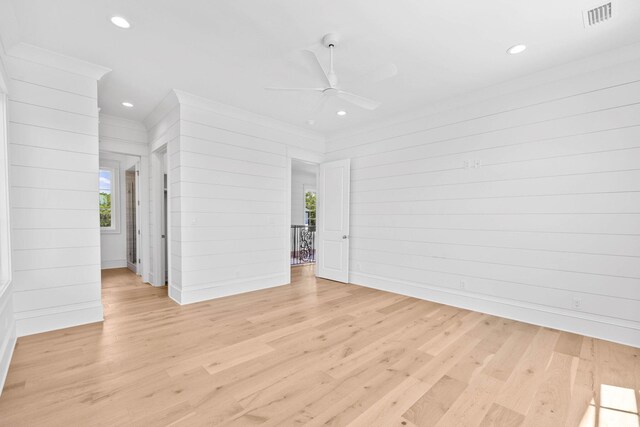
[168,91,324,304]
[0,48,16,396]
[326,55,640,347]
[6,48,108,336]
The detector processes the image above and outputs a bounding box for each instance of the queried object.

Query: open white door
[317,159,350,283]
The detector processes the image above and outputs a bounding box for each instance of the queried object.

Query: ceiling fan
[266,33,397,114]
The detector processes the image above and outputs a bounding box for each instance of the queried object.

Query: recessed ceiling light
[507,44,527,55]
[122,101,134,108]
[110,16,131,29]
[336,110,347,116]
[306,119,315,126]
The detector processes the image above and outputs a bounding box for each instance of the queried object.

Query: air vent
[583,2,613,27]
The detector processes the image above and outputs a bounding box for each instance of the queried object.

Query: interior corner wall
[7,56,103,336]
[170,99,324,304]
[327,58,640,347]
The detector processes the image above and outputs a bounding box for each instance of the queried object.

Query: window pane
[99,169,112,228]
[305,191,316,228]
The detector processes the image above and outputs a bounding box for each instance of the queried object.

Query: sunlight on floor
[579,384,639,427]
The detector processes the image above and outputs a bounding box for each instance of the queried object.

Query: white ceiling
[2,0,640,135]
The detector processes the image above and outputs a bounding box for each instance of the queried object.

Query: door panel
[317,159,350,283]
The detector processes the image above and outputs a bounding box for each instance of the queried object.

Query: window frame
[99,162,120,234]
[303,185,317,228]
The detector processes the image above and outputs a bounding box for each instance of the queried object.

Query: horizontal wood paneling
[328,59,640,346]
[7,56,102,336]
[171,100,320,304]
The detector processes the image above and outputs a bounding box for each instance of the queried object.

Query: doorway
[99,152,141,272]
[163,171,168,285]
[125,167,138,273]
[290,160,318,268]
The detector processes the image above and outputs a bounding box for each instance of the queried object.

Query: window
[304,190,316,228]
[99,166,118,232]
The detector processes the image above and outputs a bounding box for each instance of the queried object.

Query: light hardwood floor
[1,266,638,426]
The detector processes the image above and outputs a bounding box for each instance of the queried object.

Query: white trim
[101,259,127,269]
[327,41,640,144]
[350,272,640,348]
[143,90,179,132]
[284,156,292,285]
[98,161,120,234]
[173,89,324,144]
[0,92,10,293]
[175,274,288,305]
[0,46,16,397]
[151,147,169,288]
[0,281,16,397]
[6,42,110,80]
[15,302,103,337]
[302,185,317,227]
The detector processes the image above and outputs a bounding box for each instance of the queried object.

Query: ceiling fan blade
[265,87,325,92]
[301,50,331,88]
[337,91,381,110]
[361,62,398,84]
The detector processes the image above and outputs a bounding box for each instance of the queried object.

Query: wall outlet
[463,160,471,169]
[460,280,467,290]
[474,159,482,168]
[572,297,582,310]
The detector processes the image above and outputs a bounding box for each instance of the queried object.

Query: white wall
[99,151,138,269]
[326,52,640,347]
[291,166,316,225]
[0,45,16,396]
[146,92,180,288]
[99,114,150,282]
[6,45,108,336]
[156,90,324,304]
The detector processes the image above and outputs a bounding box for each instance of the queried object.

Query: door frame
[150,146,169,287]
[285,157,320,283]
[125,163,139,273]
[97,149,149,281]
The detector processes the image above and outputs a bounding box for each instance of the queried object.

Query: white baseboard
[0,282,16,397]
[101,259,127,269]
[0,324,16,397]
[174,274,288,305]
[350,272,640,348]
[15,302,104,337]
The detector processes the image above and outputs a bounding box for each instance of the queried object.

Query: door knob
[342,235,348,239]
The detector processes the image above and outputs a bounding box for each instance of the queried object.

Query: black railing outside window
[291,225,316,265]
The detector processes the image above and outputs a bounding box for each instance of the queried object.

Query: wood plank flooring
[0,266,638,426]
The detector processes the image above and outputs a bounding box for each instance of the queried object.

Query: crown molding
[143,90,179,131]
[173,89,325,144]
[7,43,110,81]
[327,40,640,144]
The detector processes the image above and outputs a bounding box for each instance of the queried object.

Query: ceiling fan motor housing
[322,33,340,48]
